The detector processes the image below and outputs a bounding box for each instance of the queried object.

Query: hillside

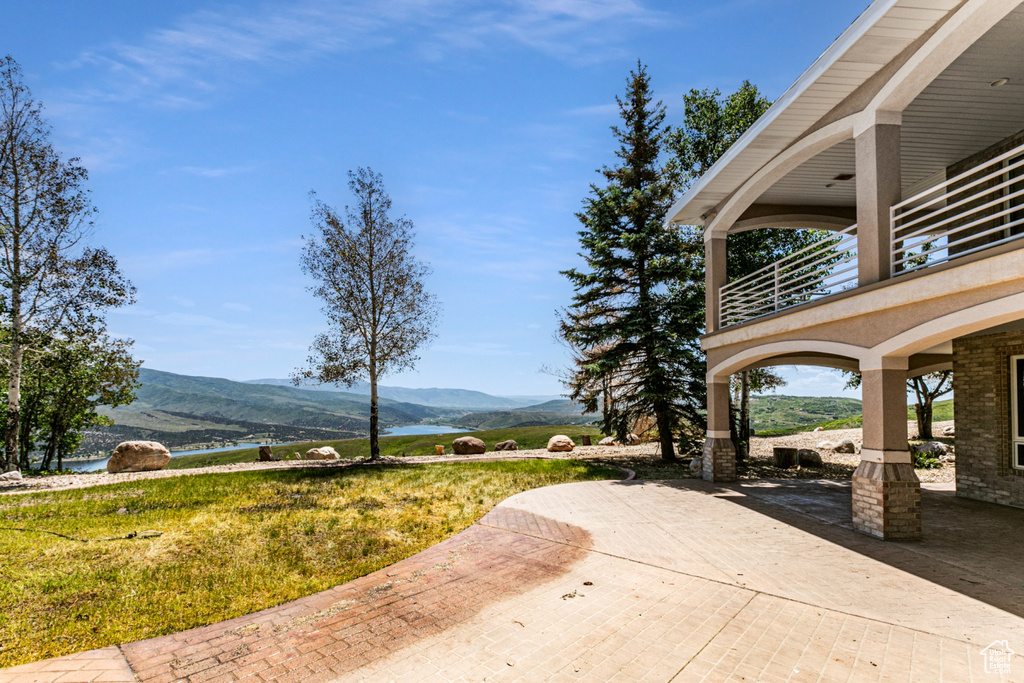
[453,399,599,430]
[749,395,864,432]
[80,368,451,455]
[243,378,552,410]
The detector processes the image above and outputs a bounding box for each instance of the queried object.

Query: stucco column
[855,119,901,286]
[703,379,736,482]
[853,362,920,540]
[704,235,727,333]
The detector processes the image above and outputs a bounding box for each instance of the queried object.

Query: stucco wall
[953,330,1024,508]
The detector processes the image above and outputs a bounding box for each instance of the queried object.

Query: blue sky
[5,0,868,398]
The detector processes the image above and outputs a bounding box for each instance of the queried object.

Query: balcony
[718,139,1024,328]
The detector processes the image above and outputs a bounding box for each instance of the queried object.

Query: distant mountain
[243,377,553,410]
[80,368,451,455]
[453,399,599,430]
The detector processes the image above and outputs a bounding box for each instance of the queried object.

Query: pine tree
[562,64,704,462]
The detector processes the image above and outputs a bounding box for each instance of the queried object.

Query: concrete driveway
[3,478,1022,682]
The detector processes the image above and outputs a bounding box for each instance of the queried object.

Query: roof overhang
[667,0,961,228]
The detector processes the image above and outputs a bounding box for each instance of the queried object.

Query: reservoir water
[53,425,472,473]
[382,425,472,436]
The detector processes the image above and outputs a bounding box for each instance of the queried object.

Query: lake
[52,425,472,473]
[382,425,472,436]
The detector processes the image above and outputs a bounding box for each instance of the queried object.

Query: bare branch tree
[0,56,135,471]
[294,168,439,459]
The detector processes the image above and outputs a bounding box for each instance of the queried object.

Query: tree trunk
[738,371,750,461]
[916,399,933,440]
[655,400,676,463]
[601,378,612,437]
[4,343,23,472]
[368,361,379,460]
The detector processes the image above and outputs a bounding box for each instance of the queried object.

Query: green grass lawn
[0,459,619,667]
[166,424,604,469]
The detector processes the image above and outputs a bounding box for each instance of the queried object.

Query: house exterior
[667,0,1024,539]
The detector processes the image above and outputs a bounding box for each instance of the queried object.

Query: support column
[703,379,736,482]
[704,235,727,333]
[855,116,901,286]
[853,362,920,540]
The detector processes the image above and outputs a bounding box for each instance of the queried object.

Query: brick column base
[851,461,921,540]
[703,437,736,482]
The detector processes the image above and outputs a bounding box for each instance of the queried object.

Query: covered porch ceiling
[737,3,1024,229]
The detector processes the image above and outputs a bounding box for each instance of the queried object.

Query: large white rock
[689,457,703,476]
[912,441,949,456]
[599,436,617,446]
[452,436,486,455]
[547,435,575,452]
[0,470,23,482]
[304,446,340,460]
[107,441,171,473]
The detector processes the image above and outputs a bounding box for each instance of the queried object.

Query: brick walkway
[3,479,1022,682]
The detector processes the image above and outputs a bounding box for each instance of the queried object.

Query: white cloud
[223,302,252,312]
[168,295,195,308]
[179,164,257,178]
[65,0,667,108]
[153,312,244,329]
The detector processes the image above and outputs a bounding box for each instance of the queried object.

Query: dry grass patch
[0,459,619,667]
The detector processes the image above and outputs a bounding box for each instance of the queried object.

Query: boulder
[942,425,956,436]
[0,470,22,482]
[813,426,824,432]
[494,440,518,451]
[547,435,575,452]
[798,449,823,468]
[304,446,340,461]
[625,433,641,445]
[816,441,835,450]
[599,436,617,446]
[689,457,703,477]
[258,445,276,462]
[913,441,949,457]
[107,441,171,473]
[833,439,857,454]
[452,436,486,455]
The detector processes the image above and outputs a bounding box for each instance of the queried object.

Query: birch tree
[295,168,439,459]
[0,56,135,471]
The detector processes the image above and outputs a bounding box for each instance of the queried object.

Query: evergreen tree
[562,64,703,462]
[668,82,826,458]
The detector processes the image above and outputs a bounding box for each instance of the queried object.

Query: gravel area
[748,420,956,483]
[0,422,955,495]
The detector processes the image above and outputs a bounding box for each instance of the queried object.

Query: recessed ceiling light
[991,78,1010,87]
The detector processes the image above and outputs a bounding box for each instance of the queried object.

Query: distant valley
[80,372,884,457]
[80,369,580,455]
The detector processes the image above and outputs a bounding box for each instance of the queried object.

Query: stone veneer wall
[953,329,1024,508]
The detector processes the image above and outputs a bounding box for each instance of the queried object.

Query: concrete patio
[3,477,1022,682]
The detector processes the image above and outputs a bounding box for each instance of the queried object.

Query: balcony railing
[719,224,858,327]
[717,139,1024,329]
[891,139,1024,275]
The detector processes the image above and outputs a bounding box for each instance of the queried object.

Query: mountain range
[242,378,558,410]
[80,369,574,455]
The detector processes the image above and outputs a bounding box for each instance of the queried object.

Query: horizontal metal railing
[891,140,1024,275]
[719,224,858,327]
